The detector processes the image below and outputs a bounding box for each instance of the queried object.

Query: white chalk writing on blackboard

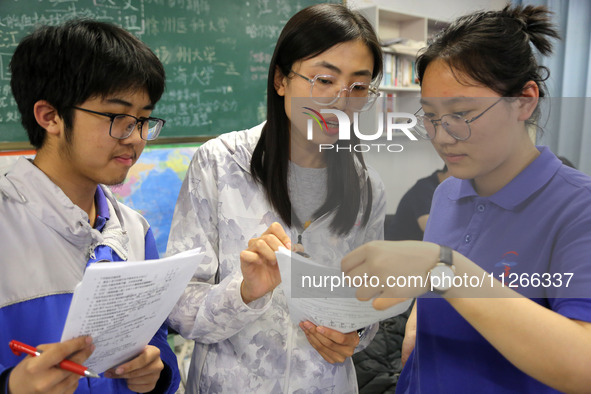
[1,0,333,141]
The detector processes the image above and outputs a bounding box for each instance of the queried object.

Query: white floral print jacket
[167,123,386,394]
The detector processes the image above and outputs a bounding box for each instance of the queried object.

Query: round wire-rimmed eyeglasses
[290,70,380,112]
[412,98,504,141]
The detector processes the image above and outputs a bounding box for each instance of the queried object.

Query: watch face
[430,263,455,291]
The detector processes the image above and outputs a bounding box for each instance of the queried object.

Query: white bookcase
[359,6,449,95]
[352,6,449,215]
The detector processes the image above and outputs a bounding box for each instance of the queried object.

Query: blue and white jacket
[0,157,180,393]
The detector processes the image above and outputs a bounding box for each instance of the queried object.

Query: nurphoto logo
[304,108,419,153]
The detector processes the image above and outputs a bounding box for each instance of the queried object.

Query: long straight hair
[250,4,383,235]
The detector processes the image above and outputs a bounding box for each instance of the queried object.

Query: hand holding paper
[275,247,411,333]
[104,344,163,392]
[61,248,203,373]
[299,321,360,363]
[342,240,439,310]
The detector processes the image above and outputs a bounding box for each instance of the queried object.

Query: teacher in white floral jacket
[166,4,386,393]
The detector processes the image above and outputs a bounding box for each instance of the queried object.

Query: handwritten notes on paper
[61,248,203,373]
[276,247,412,333]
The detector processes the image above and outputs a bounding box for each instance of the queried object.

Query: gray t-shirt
[288,161,327,232]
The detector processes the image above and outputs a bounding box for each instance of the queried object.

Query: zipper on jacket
[294,220,312,258]
[88,244,96,260]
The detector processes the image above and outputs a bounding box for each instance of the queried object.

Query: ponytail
[416,4,560,98]
[503,4,559,56]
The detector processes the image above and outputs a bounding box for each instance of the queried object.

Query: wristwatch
[429,245,455,295]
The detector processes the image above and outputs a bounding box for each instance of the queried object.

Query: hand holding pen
[9,340,99,378]
[7,336,95,394]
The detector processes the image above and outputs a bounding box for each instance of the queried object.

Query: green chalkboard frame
[0,0,339,151]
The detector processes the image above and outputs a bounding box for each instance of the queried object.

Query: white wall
[364,137,444,214]
[348,0,507,22]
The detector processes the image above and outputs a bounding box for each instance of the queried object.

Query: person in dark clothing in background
[386,166,450,241]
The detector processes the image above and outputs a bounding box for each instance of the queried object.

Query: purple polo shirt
[397,147,591,393]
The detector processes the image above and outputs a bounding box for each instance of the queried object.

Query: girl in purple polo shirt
[343,5,591,393]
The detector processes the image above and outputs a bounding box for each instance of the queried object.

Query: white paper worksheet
[276,247,412,333]
[61,248,203,373]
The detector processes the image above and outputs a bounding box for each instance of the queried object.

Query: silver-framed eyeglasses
[71,106,166,141]
[412,98,504,141]
[290,70,380,111]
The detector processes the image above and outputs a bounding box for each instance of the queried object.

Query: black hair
[250,3,383,235]
[416,4,560,102]
[10,19,166,149]
[558,156,576,169]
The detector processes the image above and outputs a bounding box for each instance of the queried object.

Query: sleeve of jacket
[353,312,409,394]
[166,141,273,344]
[355,167,387,352]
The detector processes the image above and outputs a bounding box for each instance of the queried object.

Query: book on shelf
[381,53,419,88]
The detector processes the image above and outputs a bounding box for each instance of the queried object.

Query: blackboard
[0,0,338,148]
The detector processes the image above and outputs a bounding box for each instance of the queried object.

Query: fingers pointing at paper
[240,222,292,304]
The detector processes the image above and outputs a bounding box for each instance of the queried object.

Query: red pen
[9,340,100,378]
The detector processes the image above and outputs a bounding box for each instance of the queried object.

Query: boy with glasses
[0,19,179,393]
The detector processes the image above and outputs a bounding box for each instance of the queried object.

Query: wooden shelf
[380,85,420,93]
[382,45,422,57]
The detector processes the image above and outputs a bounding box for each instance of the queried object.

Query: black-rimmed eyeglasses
[71,106,166,141]
[290,70,380,112]
[412,98,504,141]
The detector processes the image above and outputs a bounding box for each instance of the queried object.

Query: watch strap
[429,245,455,295]
[439,245,453,266]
